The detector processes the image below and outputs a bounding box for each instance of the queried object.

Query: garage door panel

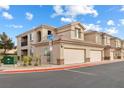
[64,49,85,64]
[90,50,101,62]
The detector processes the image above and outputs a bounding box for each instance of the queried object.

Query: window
[75,28,81,39]
[30,33,33,41]
[48,30,52,35]
[37,31,41,42]
[106,37,110,45]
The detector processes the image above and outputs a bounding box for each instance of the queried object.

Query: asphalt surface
[0,61,124,88]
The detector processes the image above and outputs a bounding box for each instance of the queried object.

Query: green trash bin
[2,56,16,64]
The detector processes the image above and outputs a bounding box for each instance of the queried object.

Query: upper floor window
[106,37,110,44]
[104,36,110,45]
[48,30,52,35]
[37,31,41,42]
[30,33,33,41]
[75,28,81,39]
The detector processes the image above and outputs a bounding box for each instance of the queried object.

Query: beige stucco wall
[110,39,122,48]
[33,42,104,64]
[110,39,116,47]
[84,33,96,43]
[84,33,102,45]
[34,44,61,64]
[122,42,124,49]
[103,35,111,45]
[17,27,57,58]
[71,24,84,40]
[16,22,124,64]
[104,48,110,57]
[57,31,71,40]
[57,24,84,41]
[17,37,21,56]
[116,39,121,47]
[96,34,102,45]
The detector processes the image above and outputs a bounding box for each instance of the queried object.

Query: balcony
[21,42,28,46]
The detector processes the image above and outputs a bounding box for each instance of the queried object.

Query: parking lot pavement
[0,61,124,88]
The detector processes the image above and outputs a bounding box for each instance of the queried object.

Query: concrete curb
[0,60,123,74]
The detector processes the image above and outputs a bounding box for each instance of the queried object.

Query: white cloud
[52,6,64,17]
[61,17,75,23]
[84,23,102,31]
[119,19,124,25]
[105,27,118,34]
[6,24,23,29]
[107,20,115,26]
[2,12,13,20]
[120,6,124,11]
[0,4,9,10]
[52,5,98,22]
[26,12,33,21]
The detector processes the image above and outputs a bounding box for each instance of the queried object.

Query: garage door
[64,48,85,64]
[110,52,114,60]
[90,50,102,62]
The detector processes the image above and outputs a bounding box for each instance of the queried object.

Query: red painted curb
[0,63,95,74]
[0,61,123,74]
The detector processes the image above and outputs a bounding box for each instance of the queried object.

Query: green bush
[28,56,32,65]
[33,55,41,66]
[23,56,29,66]
[34,56,39,66]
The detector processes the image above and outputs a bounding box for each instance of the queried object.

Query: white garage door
[64,48,85,64]
[110,52,114,60]
[90,50,102,62]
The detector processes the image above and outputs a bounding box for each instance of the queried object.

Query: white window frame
[30,33,33,41]
[75,28,81,39]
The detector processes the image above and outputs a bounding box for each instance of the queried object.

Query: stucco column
[57,44,64,65]
[27,34,30,56]
[85,49,90,62]
[121,49,123,59]
[17,37,22,61]
[102,50,104,61]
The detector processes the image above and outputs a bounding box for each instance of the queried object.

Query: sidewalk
[0,59,123,74]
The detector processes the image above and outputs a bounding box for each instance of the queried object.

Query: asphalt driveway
[0,61,124,88]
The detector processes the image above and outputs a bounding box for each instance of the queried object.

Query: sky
[0,5,124,45]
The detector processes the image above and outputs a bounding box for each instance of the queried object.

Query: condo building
[16,22,124,65]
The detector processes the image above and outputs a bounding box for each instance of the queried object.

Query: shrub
[28,56,32,65]
[104,56,110,60]
[34,56,39,66]
[33,55,41,66]
[23,56,29,66]
[117,56,121,59]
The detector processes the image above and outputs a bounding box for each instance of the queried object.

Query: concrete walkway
[0,59,123,74]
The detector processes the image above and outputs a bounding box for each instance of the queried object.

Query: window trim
[74,28,81,39]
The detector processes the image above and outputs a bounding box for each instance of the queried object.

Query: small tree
[0,32,14,55]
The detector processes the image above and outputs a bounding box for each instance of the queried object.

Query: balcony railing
[21,42,28,46]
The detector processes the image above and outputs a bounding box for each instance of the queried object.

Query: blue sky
[0,5,124,45]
